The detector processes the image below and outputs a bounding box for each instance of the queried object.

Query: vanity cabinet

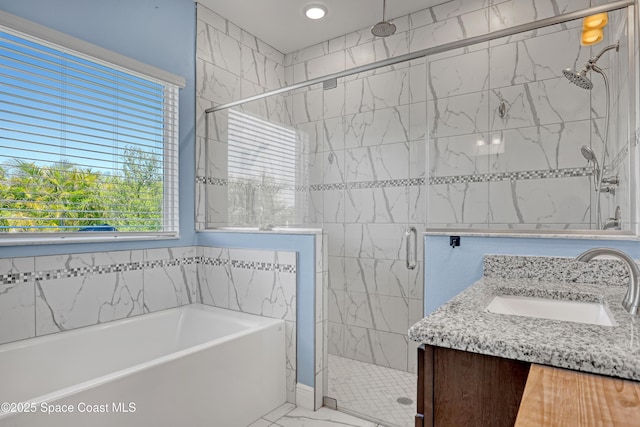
[415,344,530,427]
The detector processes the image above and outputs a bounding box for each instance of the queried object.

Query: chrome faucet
[576,248,640,316]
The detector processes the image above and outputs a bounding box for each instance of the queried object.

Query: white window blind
[227,109,296,226]
[0,27,179,238]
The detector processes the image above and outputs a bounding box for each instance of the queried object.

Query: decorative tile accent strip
[0,272,34,285]
[37,262,146,282]
[198,257,227,267]
[430,167,593,185]
[230,181,295,192]
[1,254,296,285]
[300,183,346,192]
[348,178,425,189]
[230,260,296,273]
[195,176,228,185]
[299,178,426,192]
[198,257,296,273]
[201,177,427,192]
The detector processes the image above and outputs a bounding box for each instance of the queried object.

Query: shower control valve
[600,186,616,196]
[601,174,619,185]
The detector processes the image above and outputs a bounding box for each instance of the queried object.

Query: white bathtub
[0,304,286,427]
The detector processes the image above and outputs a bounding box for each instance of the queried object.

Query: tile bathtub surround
[197,246,299,404]
[0,247,298,348]
[0,249,184,344]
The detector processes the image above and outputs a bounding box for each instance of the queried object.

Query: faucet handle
[600,185,616,196]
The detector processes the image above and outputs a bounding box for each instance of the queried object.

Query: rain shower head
[562,68,593,90]
[371,21,396,37]
[371,0,396,37]
[562,42,619,90]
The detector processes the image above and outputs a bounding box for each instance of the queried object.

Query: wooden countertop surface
[515,364,640,427]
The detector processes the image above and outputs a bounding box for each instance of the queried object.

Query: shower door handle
[405,226,417,270]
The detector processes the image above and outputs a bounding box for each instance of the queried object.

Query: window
[227,109,296,226]
[0,20,181,242]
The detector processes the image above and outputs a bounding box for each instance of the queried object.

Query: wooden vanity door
[416,344,530,427]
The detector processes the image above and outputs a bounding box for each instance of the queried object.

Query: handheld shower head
[581,145,601,191]
[581,145,599,167]
[562,68,593,90]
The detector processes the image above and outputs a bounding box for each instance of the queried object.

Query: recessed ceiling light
[304,5,327,20]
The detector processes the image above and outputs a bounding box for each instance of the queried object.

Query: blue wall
[199,232,316,387]
[424,234,640,315]
[0,0,196,257]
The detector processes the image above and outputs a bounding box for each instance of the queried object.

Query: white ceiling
[198,0,445,54]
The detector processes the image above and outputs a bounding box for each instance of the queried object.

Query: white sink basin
[485,295,614,326]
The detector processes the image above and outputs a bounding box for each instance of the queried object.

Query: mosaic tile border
[298,178,426,192]
[429,167,593,185]
[200,167,595,191]
[199,176,427,192]
[196,176,228,185]
[0,255,296,285]
[229,181,295,192]
[199,257,296,273]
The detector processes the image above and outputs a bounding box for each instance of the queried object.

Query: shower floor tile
[327,354,416,427]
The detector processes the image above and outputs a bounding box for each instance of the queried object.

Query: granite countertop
[409,277,640,381]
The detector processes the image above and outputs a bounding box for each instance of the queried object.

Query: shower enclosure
[197,1,636,426]
[204,61,427,425]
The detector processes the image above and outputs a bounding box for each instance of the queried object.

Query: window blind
[0,27,179,236]
[227,109,296,226]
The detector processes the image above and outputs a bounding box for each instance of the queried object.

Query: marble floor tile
[248,418,276,427]
[271,407,378,427]
[263,403,296,422]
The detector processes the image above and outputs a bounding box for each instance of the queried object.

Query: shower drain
[396,397,413,405]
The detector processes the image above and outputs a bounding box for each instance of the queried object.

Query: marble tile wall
[197,246,298,404]
[0,248,199,345]
[424,2,632,231]
[195,3,288,229]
